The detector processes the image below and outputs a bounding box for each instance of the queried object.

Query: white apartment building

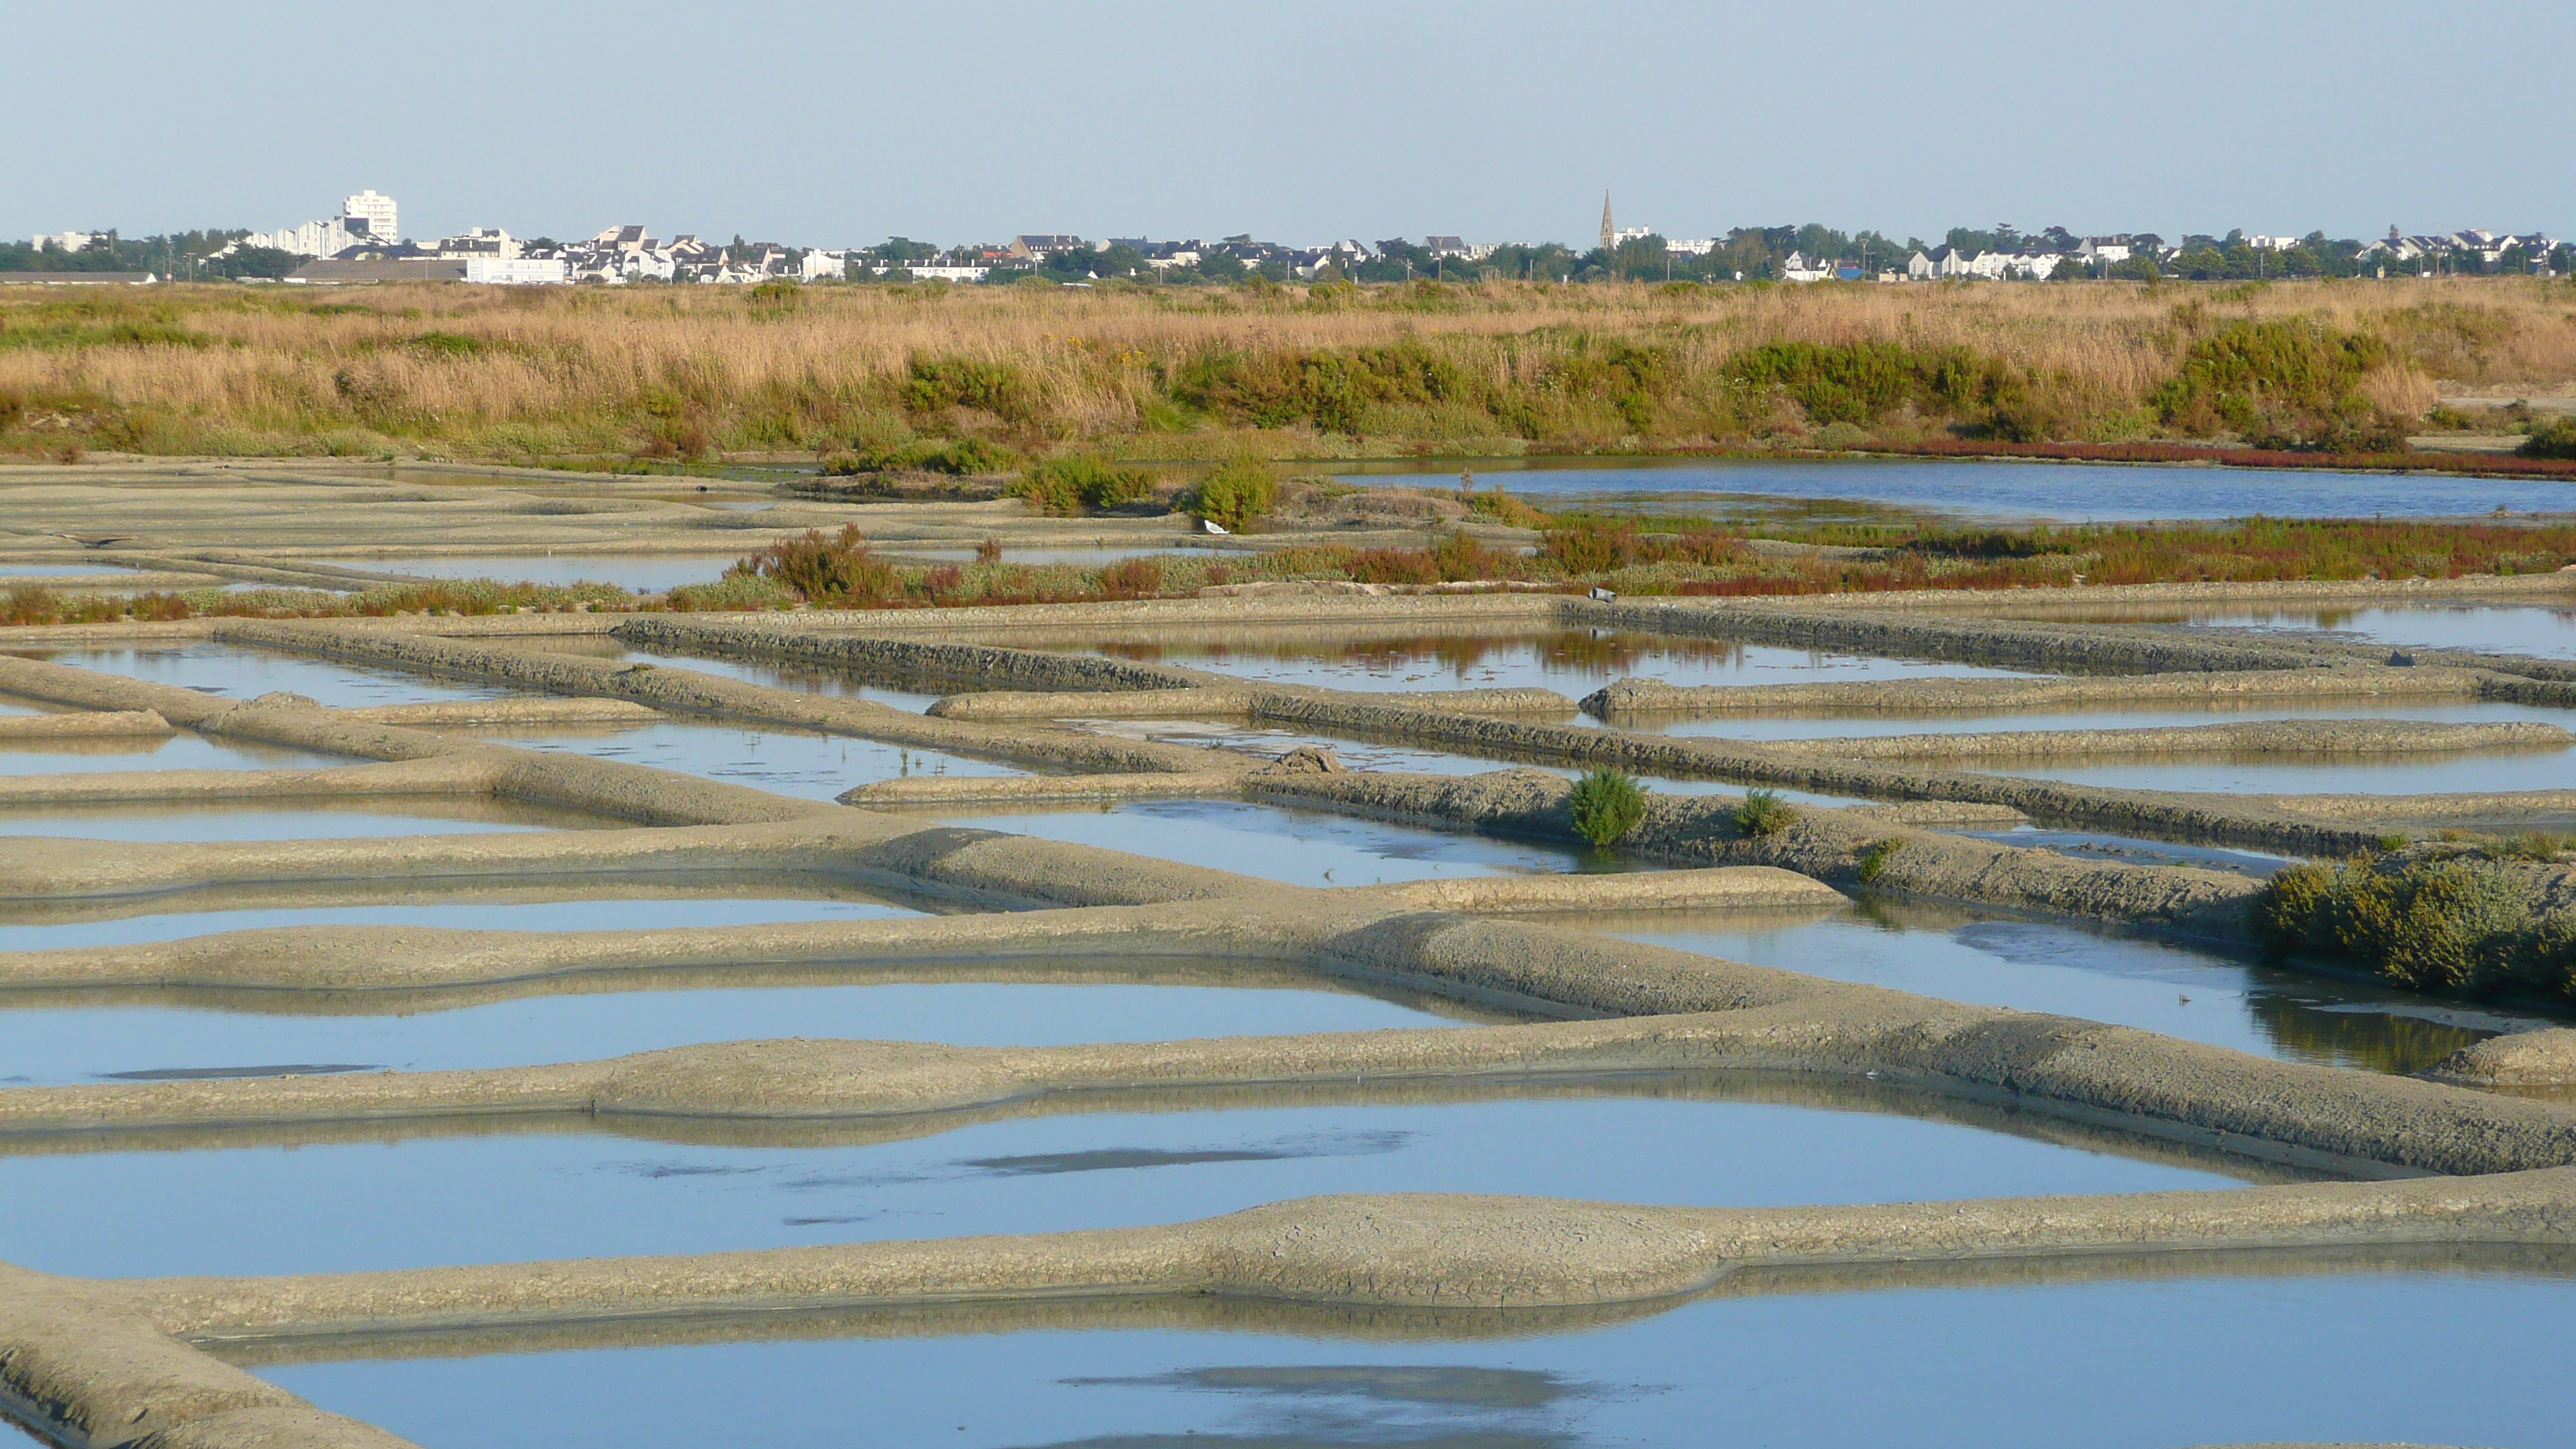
[344,190,398,244]
[800,249,851,283]
[32,232,102,253]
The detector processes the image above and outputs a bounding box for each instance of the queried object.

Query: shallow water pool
[0,978,1473,1088]
[1061,628,2033,695]
[1580,902,2553,1073]
[930,798,1623,886]
[480,721,1018,801]
[363,555,744,593]
[10,644,507,709]
[254,1260,2576,1449]
[1982,747,2576,796]
[0,801,592,843]
[1638,697,2576,740]
[504,638,947,711]
[0,735,344,776]
[0,893,925,954]
[1991,601,2576,660]
[1340,454,2576,523]
[1068,717,1873,810]
[0,1086,2259,1278]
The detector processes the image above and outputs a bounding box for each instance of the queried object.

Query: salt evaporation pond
[0,803,587,843]
[254,1261,2576,1449]
[0,1088,2261,1278]
[1057,628,2033,694]
[0,735,344,775]
[1339,455,2576,523]
[1587,903,2557,1074]
[0,978,1473,1088]
[930,799,1631,886]
[364,555,744,593]
[481,720,1018,800]
[9,644,506,708]
[0,894,926,953]
[501,638,947,711]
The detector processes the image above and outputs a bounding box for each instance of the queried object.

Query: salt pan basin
[0,1085,2262,1278]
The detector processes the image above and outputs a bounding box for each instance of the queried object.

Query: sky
[9,0,2569,248]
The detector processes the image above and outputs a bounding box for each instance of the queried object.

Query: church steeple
[1600,191,1615,252]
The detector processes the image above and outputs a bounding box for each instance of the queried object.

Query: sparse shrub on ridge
[731,524,895,604]
[1735,789,1796,838]
[1009,454,1154,515]
[1187,456,1279,529]
[1569,768,1647,846]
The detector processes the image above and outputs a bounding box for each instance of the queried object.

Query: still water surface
[0,1091,2252,1277]
[256,1266,2576,1449]
[1341,456,2576,523]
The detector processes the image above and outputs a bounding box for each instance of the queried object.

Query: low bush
[730,524,896,605]
[2520,419,2576,461]
[1096,557,1164,597]
[974,537,1004,564]
[1735,788,1796,837]
[1188,456,1279,529]
[1009,454,1154,515]
[2258,856,2541,995]
[1854,837,1906,883]
[1569,768,1647,846]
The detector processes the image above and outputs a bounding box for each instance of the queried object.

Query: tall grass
[2,277,2569,460]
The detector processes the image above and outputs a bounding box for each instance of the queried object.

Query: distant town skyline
[11,0,2571,244]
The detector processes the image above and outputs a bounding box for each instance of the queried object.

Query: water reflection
[249,1246,2576,1449]
[1561,899,2561,1074]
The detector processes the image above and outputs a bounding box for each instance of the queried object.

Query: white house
[1778,251,1837,283]
[800,249,850,283]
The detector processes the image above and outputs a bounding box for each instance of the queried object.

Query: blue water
[481,721,1018,800]
[0,808,564,842]
[365,556,744,593]
[0,735,343,774]
[0,896,923,953]
[1340,457,2576,523]
[259,1265,2576,1449]
[0,981,1464,1088]
[0,1094,2250,1278]
[933,799,1622,886]
[9,644,505,708]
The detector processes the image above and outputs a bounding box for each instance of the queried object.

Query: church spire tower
[1600,191,1615,252]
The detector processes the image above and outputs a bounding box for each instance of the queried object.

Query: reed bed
[2,276,2569,461]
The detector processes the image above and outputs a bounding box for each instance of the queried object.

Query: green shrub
[1735,788,1796,838]
[2258,855,2539,995]
[2150,319,2393,447]
[1854,837,1906,883]
[1569,768,1647,846]
[2374,832,2411,853]
[2519,418,2576,461]
[904,355,1026,420]
[1008,454,1154,515]
[1189,456,1279,529]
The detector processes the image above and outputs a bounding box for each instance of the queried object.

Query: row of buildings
[22,190,2566,287]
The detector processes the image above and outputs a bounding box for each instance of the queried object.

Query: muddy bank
[1567,597,2355,674]
[1248,767,2266,939]
[215,621,1241,779]
[1773,718,2571,762]
[1582,666,2492,720]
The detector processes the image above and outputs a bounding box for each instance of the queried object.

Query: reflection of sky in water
[0,981,1464,1088]
[1338,456,2576,522]
[935,799,1623,886]
[365,555,742,593]
[1067,718,1870,809]
[522,640,947,712]
[9,644,502,707]
[0,808,560,842]
[264,1269,2576,1449]
[1601,906,2554,1074]
[0,735,342,775]
[1073,629,2030,694]
[0,1095,2249,1278]
[2,896,920,953]
[0,561,144,578]
[2196,604,2576,659]
[1645,698,2576,739]
[481,721,1017,800]
[1982,748,2576,795]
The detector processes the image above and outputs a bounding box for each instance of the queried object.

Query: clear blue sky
[9,0,2567,248]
